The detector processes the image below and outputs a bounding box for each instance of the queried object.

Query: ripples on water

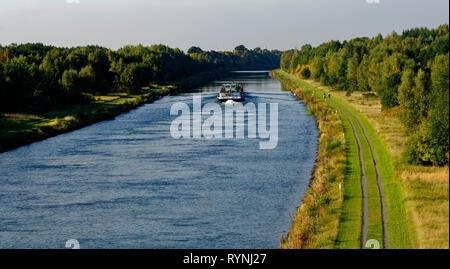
[0,71,318,249]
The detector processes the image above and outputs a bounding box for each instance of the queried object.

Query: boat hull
[217,83,245,102]
[217,95,245,102]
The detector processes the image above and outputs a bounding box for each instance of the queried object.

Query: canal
[0,71,318,249]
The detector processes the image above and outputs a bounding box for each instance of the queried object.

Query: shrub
[326,140,342,151]
[316,194,331,207]
[301,66,311,79]
[327,174,337,183]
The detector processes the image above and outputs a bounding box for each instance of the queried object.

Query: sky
[0,0,448,51]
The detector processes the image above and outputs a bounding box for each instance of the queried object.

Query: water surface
[0,71,318,249]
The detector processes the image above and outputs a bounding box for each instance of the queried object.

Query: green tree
[1,56,35,110]
[281,51,293,71]
[398,69,419,131]
[61,69,81,97]
[88,48,111,93]
[187,46,203,54]
[310,56,325,80]
[426,54,449,165]
[376,53,413,110]
[234,45,248,52]
[346,53,359,93]
[357,55,370,91]
[79,65,96,93]
[414,69,431,122]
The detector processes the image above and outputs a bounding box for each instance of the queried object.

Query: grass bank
[309,82,412,249]
[316,85,449,249]
[272,70,418,249]
[0,86,170,153]
[271,70,347,249]
[284,71,447,249]
[0,70,223,153]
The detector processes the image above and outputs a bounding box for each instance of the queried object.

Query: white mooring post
[339,183,342,199]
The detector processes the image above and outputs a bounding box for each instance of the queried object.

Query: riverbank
[0,70,224,153]
[0,86,169,153]
[310,81,449,249]
[271,70,347,248]
[274,69,448,249]
[273,70,402,249]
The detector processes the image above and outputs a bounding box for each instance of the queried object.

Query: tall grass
[272,70,346,249]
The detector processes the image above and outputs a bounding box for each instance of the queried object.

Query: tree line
[280,25,449,166]
[0,43,280,112]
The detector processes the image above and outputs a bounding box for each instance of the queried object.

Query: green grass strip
[334,110,363,248]
[290,73,412,249]
[329,97,413,249]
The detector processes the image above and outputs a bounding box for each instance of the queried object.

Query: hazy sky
[0,0,448,51]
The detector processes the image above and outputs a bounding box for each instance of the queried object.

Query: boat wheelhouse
[217,83,244,102]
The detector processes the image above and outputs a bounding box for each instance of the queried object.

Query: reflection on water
[0,71,318,249]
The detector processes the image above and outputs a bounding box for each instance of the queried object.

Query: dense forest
[0,43,280,112]
[280,25,449,166]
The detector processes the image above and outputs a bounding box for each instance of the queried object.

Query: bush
[301,66,311,79]
[326,140,342,151]
[316,194,331,207]
[327,174,337,183]
[402,134,423,165]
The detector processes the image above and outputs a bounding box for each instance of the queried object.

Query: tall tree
[426,54,449,165]
[346,53,359,93]
[398,69,419,131]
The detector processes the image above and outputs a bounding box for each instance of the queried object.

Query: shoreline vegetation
[273,68,448,249]
[0,70,223,153]
[272,69,391,249]
[277,25,448,249]
[0,43,281,152]
[271,70,346,249]
[280,25,449,167]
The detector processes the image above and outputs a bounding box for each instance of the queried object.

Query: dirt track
[324,96,388,249]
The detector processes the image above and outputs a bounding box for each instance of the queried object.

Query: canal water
[0,71,318,249]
